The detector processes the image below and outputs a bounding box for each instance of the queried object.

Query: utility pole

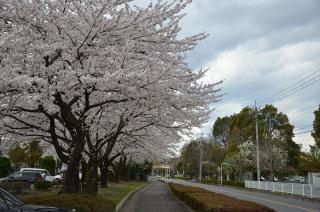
[220,163,223,186]
[255,101,261,182]
[266,113,274,182]
[199,139,203,182]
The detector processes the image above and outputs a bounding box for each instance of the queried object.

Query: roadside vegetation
[169,183,275,212]
[98,182,146,205]
[21,193,115,212]
[16,181,145,212]
[174,105,320,183]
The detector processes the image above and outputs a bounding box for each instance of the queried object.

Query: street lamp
[220,162,228,186]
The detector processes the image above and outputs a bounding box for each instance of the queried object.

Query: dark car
[0,187,68,211]
[0,172,43,183]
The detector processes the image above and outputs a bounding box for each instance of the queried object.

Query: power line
[294,130,313,135]
[257,68,320,107]
[295,124,313,128]
[257,68,320,104]
[259,74,320,106]
[290,109,316,119]
[294,125,313,131]
[290,106,317,117]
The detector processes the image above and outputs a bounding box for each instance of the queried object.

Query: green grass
[98,181,146,205]
[17,181,146,212]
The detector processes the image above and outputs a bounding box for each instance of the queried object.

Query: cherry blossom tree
[239,141,288,179]
[0,0,222,194]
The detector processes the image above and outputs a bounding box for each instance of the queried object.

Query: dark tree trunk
[63,163,81,193]
[100,164,108,188]
[62,136,85,193]
[83,160,98,195]
[81,159,88,192]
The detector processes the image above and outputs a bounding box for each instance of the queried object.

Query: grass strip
[98,181,146,206]
[19,181,146,212]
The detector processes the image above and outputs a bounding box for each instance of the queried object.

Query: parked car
[0,171,43,183]
[20,168,51,177]
[20,168,55,182]
[54,174,63,180]
[0,187,68,211]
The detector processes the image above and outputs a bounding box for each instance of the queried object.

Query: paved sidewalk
[119,180,191,212]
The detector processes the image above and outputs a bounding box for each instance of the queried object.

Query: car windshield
[0,188,24,207]
[10,172,22,178]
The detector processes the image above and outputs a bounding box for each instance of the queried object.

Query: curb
[115,182,148,212]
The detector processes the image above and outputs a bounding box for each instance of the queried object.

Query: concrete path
[167,179,320,212]
[119,180,191,212]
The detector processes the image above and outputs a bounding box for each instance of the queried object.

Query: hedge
[34,180,53,190]
[0,182,30,194]
[202,179,245,187]
[169,183,275,212]
[21,193,115,212]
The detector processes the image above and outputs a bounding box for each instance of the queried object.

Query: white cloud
[198,40,320,149]
[130,0,320,150]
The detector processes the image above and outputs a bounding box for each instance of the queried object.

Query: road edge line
[115,182,148,212]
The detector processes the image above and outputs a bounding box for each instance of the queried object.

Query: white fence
[245,180,320,199]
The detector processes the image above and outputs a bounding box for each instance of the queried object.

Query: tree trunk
[100,164,108,188]
[83,162,98,195]
[62,137,85,193]
[81,159,88,192]
[63,163,81,193]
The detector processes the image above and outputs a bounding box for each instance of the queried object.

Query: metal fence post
[302,184,304,197]
[281,183,283,195]
[273,182,275,192]
[291,183,294,195]
[311,185,313,198]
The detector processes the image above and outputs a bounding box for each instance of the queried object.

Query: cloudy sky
[135,0,320,150]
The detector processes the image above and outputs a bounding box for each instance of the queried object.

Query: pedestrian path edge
[115,182,148,212]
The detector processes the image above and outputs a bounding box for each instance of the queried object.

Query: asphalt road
[167,179,320,212]
[119,180,191,212]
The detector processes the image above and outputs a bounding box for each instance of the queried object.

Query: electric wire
[257,68,320,104]
[294,130,313,135]
[294,125,313,131]
[257,68,320,107]
[259,74,320,106]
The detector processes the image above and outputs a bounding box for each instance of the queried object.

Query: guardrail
[245,180,320,198]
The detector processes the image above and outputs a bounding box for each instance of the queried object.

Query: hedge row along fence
[201,179,245,188]
[172,177,245,188]
[169,183,275,212]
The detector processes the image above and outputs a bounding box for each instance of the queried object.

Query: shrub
[169,183,275,212]
[52,179,62,186]
[34,180,53,190]
[202,178,245,187]
[0,156,11,178]
[21,193,115,212]
[0,182,30,194]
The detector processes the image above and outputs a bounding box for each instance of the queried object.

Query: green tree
[0,156,11,177]
[297,145,320,173]
[24,140,44,167]
[212,117,231,145]
[312,105,320,148]
[41,156,56,175]
[8,145,26,170]
[178,138,213,178]
[212,105,300,179]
